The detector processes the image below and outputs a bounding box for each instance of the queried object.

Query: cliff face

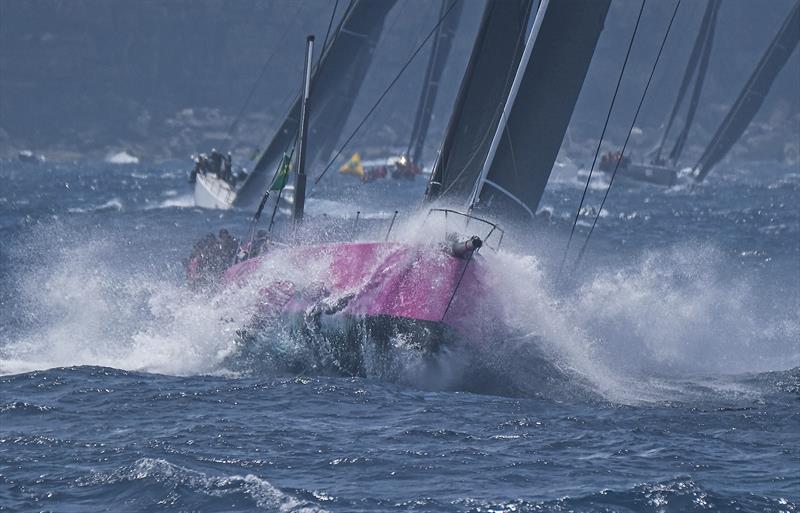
[0,0,797,165]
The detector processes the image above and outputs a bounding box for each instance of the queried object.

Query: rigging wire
[572,0,683,272]
[555,0,647,282]
[311,0,460,188]
[226,1,305,137]
[320,0,340,54]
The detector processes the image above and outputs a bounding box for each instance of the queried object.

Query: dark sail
[661,0,720,165]
[425,0,534,203]
[475,0,611,221]
[236,0,396,207]
[406,0,464,165]
[694,1,800,181]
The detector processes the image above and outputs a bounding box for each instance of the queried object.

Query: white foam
[67,198,123,214]
[87,458,327,513]
[105,151,139,165]
[147,194,196,209]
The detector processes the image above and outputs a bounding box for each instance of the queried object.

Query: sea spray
[2,219,797,405]
[566,243,800,376]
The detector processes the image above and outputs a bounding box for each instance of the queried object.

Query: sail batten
[694,1,800,181]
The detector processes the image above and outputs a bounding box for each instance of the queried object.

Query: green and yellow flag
[269,153,292,192]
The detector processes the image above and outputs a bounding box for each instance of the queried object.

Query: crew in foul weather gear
[185,229,240,289]
[190,149,240,186]
[599,151,630,173]
[391,155,421,180]
[223,152,234,184]
[364,166,388,182]
[188,155,201,183]
[210,149,223,177]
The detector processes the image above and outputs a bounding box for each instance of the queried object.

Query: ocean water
[0,158,798,512]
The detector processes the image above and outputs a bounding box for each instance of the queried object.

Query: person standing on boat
[218,229,238,267]
[210,149,223,178]
[197,153,210,175]
[188,155,201,183]
[186,232,218,288]
[223,152,234,184]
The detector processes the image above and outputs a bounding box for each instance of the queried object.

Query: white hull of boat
[616,163,678,187]
[194,174,236,210]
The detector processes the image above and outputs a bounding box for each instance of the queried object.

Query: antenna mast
[293,35,315,225]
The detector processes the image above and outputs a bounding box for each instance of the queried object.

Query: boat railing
[424,208,504,251]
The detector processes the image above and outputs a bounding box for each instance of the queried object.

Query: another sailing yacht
[693,0,799,182]
[607,0,799,186]
[193,0,396,209]
[603,0,721,187]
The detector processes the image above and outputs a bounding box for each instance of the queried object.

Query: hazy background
[0,0,797,167]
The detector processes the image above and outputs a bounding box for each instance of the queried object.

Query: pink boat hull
[223,241,492,339]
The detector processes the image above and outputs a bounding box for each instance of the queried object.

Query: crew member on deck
[188,155,201,183]
[223,152,234,184]
[218,229,238,266]
[198,154,210,175]
[210,149,223,178]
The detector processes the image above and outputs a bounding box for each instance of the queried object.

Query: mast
[694,1,800,181]
[406,0,463,165]
[668,0,720,164]
[236,0,397,208]
[293,36,314,224]
[653,0,720,165]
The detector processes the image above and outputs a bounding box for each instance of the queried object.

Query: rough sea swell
[1,160,798,511]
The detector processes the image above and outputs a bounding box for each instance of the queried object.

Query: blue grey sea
[1,158,798,512]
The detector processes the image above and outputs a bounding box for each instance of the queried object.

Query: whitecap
[105,151,139,165]
[145,194,195,209]
[67,198,123,214]
[83,458,328,513]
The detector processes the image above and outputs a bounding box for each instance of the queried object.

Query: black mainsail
[653,0,720,166]
[426,0,534,203]
[473,0,611,221]
[236,0,396,207]
[426,0,533,203]
[427,0,610,221]
[693,1,800,181]
[406,0,464,166]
